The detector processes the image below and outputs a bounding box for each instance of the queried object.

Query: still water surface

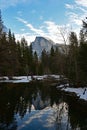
[0,81,87,130]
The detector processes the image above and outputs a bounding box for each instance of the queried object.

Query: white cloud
[75,0,87,7]
[16,17,45,36]
[66,12,82,26]
[65,4,74,9]
[44,21,64,43]
[15,33,36,44]
[65,0,87,37]
[66,0,87,26]
[20,28,25,31]
[76,6,87,13]
[26,24,44,35]
[16,17,68,44]
[44,21,58,34]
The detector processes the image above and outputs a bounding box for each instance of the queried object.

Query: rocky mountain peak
[31,36,55,57]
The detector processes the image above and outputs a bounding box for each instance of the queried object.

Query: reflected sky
[17,102,70,130]
[0,82,87,130]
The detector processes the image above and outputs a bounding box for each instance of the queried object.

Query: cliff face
[31,36,68,57]
[31,36,54,57]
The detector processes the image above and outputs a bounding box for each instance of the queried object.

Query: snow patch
[0,75,60,83]
[57,84,87,101]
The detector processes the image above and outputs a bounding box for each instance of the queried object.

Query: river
[0,81,87,130]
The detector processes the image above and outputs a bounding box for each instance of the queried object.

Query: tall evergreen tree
[79,29,85,45]
[0,32,8,75]
[41,49,50,74]
[7,30,19,77]
[0,10,3,36]
[32,51,39,74]
[68,32,79,84]
[49,46,56,73]
[78,19,87,84]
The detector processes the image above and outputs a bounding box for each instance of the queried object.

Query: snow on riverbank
[0,75,60,83]
[0,76,31,83]
[57,84,87,101]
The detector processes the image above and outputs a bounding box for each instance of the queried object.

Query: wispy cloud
[16,17,45,44]
[44,21,63,43]
[44,21,58,34]
[20,28,25,31]
[65,4,74,9]
[75,0,87,7]
[16,17,67,44]
[15,33,36,44]
[65,0,87,36]
[16,17,45,36]
[66,12,82,26]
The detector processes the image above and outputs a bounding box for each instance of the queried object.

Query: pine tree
[41,49,50,74]
[79,29,85,45]
[78,20,87,84]
[0,10,3,36]
[32,51,38,74]
[0,32,8,75]
[49,46,55,73]
[7,30,19,77]
[68,32,79,85]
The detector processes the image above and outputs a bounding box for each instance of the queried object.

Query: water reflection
[56,102,71,130]
[32,90,50,110]
[0,82,87,130]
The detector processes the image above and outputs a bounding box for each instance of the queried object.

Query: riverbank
[0,75,87,103]
[0,75,60,83]
[56,84,87,116]
[57,83,87,103]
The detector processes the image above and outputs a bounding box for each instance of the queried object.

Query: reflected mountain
[32,90,50,110]
[0,82,87,130]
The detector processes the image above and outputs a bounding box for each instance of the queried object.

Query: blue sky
[0,0,87,44]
